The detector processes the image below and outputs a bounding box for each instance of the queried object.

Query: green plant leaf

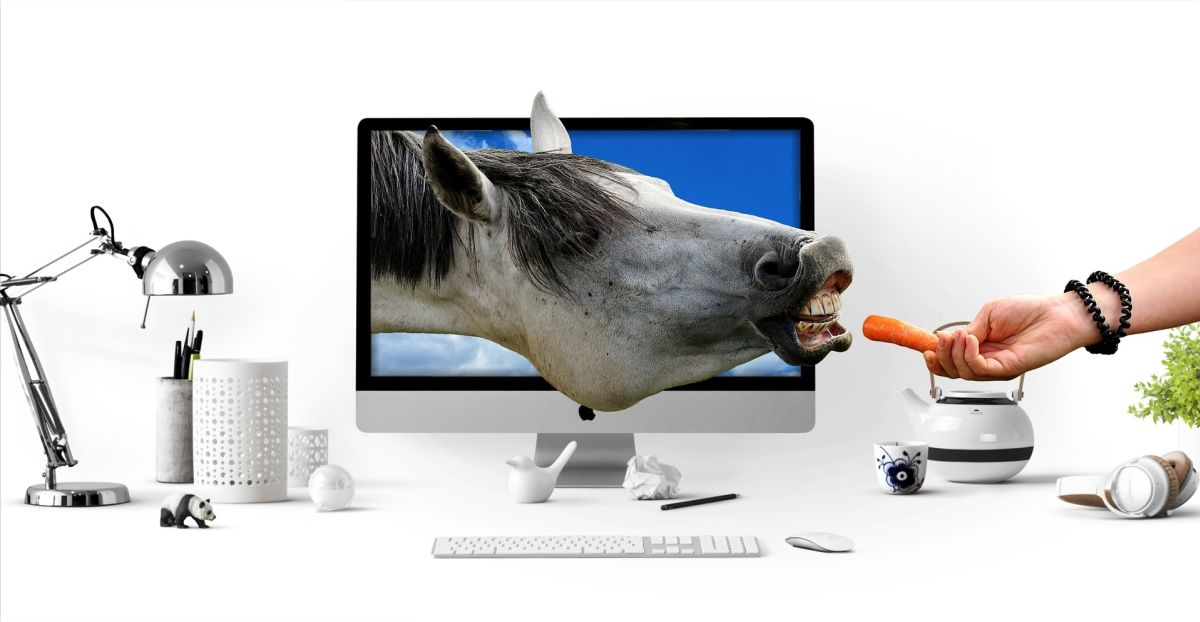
[1129,324,1200,427]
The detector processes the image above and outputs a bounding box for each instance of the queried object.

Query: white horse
[371,93,852,411]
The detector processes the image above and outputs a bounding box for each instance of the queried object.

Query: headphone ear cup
[1161,451,1197,509]
[1145,455,1181,518]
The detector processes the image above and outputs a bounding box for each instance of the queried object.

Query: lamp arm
[0,235,102,298]
[0,214,154,490]
[0,235,155,301]
[0,291,78,487]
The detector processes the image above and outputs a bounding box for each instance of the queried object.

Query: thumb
[965,303,993,342]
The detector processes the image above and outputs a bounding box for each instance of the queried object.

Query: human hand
[924,294,1098,380]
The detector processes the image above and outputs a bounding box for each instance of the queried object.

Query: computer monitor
[357,102,852,486]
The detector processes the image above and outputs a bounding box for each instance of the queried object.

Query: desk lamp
[0,206,233,507]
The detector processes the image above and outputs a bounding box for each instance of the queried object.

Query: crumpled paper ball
[623,455,681,500]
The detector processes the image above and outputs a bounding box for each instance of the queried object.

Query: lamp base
[25,482,130,507]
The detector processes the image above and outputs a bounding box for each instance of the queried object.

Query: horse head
[371,93,852,411]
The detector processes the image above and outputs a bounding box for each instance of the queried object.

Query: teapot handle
[928,321,1026,402]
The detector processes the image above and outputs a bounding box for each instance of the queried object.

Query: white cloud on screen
[725,354,803,377]
[372,333,537,376]
[374,333,800,378]
[439,130,532,153]
[502,130,533,152]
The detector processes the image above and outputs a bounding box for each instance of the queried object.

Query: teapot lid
[939,389,1016,404]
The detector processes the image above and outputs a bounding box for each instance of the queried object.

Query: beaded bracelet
[1087,271,1133,340]
[1063,271,1133,355]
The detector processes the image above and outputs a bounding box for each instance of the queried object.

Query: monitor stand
[534,433,636,488]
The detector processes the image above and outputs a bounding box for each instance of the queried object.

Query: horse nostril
[753,250,800,290]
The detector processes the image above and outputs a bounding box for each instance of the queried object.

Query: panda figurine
[160,493,216,529]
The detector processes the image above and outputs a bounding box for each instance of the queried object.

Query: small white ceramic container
[874,441,928,494]
[287,426,328,487]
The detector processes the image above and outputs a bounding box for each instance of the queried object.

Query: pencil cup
[156,377,194,483]
[287,427,328,487]
[192,359,288,503]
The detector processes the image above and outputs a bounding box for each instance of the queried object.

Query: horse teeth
[793,289,845,325]
[795,318,835,334]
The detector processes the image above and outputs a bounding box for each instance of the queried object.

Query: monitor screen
[358,116,843,416]
[371,128,805,378]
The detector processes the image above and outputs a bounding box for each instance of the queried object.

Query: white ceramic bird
[505,441,578,503]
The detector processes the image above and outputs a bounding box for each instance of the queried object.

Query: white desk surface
[1,434,1193,621]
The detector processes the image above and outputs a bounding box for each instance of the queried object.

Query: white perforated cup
[287,427,328,487]
[192,359,288,503]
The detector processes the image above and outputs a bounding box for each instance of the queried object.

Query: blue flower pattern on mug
[877,447,923,493]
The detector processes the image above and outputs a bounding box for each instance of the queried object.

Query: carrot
[862,315,938,353]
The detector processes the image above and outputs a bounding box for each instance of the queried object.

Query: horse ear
[531,91,572,154]
[421,126,497,222]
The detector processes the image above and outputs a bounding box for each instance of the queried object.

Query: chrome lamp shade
[143,240,234,296]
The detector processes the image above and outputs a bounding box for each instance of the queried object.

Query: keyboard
[432,535,760,558]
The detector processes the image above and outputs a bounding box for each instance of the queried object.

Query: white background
[2,1,1198,620]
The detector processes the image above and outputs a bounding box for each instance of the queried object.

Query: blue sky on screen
[372,129,805,377]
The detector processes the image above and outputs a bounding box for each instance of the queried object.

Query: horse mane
[370,130,640,294]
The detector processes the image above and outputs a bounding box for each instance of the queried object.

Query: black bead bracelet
[1087,271,1133,339]
[1063,271,1133,355]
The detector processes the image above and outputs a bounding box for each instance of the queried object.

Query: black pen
[173,341,182,379]
[661,493,739,511]
[192,330,204,355]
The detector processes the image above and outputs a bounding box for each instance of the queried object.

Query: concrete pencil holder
[192,359,288,503]
[156,377,194,483]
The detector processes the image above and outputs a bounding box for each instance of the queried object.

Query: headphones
[1057,451,1197,519]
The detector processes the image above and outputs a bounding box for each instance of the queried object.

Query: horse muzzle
[750,235,854,365]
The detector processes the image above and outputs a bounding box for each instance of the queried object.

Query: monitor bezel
[357,117,815,392]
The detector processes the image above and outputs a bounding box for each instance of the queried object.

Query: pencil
[660,493,739,511]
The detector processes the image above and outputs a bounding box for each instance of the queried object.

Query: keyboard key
[712,536,730,554]
[743,537,760,555]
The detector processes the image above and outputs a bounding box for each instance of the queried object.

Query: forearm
[1067,227,1200,347]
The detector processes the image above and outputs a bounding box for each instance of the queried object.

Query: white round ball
[308,464,355,511]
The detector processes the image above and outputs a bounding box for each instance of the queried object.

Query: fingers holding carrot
[863,315,993,380]
[932,328,1005,380]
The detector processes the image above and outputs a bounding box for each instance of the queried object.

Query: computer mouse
[785,532,854,553]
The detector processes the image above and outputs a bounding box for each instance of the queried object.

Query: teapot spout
[897,387,932,431]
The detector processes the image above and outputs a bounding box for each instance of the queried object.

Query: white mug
[874,441,928,494]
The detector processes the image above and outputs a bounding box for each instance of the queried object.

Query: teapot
[897,321,1035,483]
